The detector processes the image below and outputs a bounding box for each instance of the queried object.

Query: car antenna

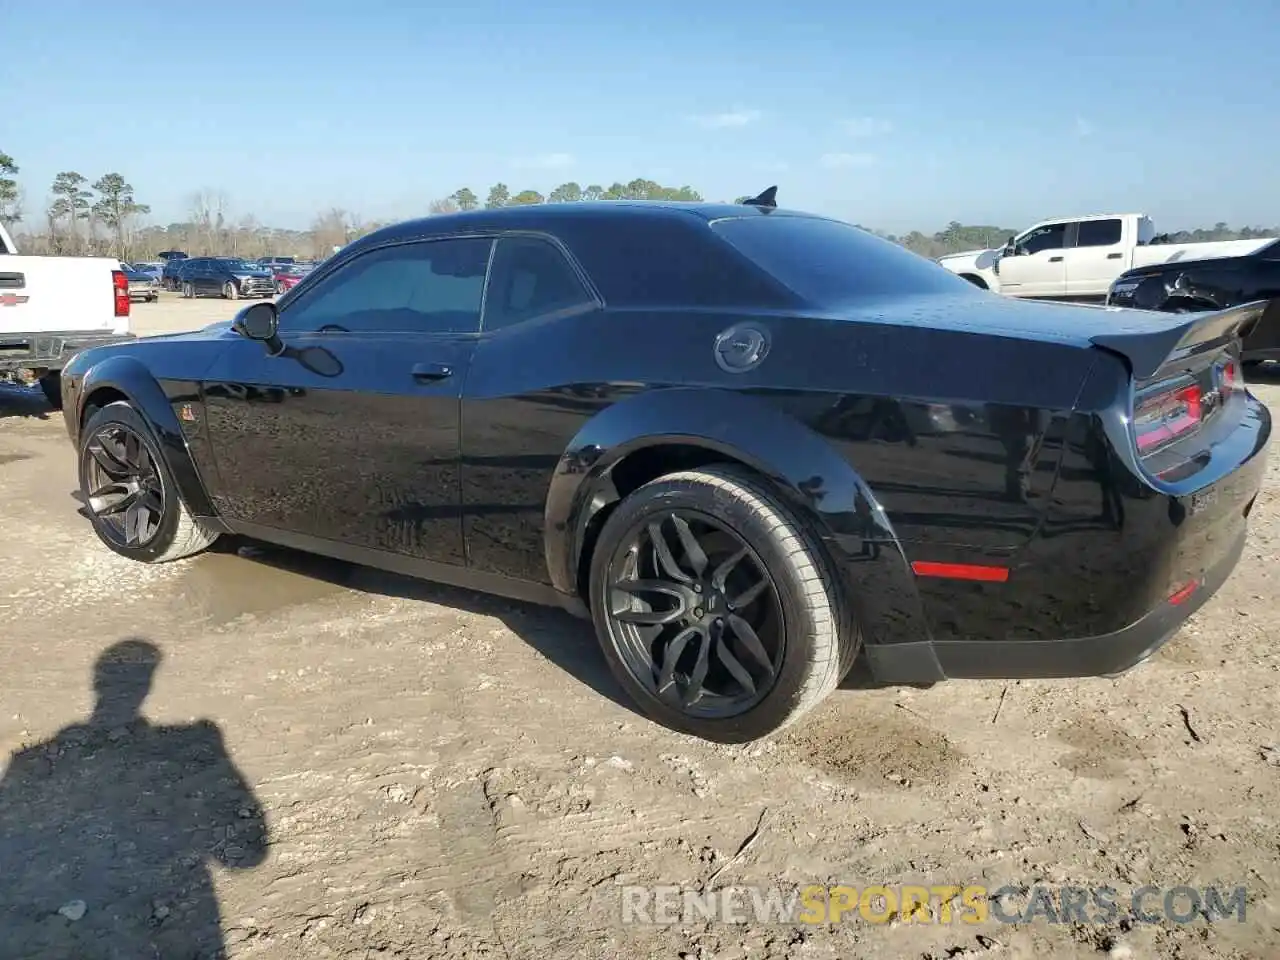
[742,186,777,208]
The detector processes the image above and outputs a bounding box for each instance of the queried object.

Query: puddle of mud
[164,544,355,625]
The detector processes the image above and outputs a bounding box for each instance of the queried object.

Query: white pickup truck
[936,212,1277,302]
[0,220,135,408]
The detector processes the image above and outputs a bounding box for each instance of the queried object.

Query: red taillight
[111,269,130,318]
[1220,360,1239,392]
[1134,381,1203,455]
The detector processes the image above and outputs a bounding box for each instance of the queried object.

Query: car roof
[359,201,825,246]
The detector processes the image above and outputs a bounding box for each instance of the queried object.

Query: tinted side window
[1076,219,1122,247]
[483,236,593,332]
[280,237,493,334]
[1020,223,1067,254]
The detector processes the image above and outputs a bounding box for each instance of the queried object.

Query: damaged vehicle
[1106,239,1280,366]
[938,213,1276,302]
[56,189,1271,742]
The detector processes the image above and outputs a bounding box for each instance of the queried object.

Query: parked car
[123,265,160,302]
[178,257,276,300]
[56,190,1271,743]
[161,255,190,291]
[272,262,314,294]
[1105,239,1280,367]
[937,213,1277,301]
[129,261,165,283]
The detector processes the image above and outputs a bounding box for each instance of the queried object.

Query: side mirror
[233,302,284,356]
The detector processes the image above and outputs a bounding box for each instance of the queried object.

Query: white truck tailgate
[0,255,129,336]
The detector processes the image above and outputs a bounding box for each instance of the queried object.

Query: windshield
[711,214,976,304]
[222,259,261,272]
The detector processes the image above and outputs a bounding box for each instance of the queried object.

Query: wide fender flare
[542,387,934,652]
[77,354,216,517]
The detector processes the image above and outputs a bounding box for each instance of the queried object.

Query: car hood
[937,247,1000,270]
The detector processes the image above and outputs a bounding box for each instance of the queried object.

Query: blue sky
[4,0,1278,234]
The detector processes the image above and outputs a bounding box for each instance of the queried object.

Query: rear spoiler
[1089,300,1268,381]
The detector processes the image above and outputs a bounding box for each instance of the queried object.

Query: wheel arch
[958,273,989,290]
[77,355,217,518]
[543,387,938,671]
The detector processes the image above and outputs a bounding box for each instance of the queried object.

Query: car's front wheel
[588,465,858,743]
[79,401,219,563]
[223,280,239,300]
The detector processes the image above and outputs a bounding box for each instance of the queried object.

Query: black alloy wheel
[605,510,784,717]
[590,465,858,742]
[83,422,166,550]
[78,401,219,563]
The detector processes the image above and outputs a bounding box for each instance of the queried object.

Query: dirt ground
[1,293,1277,959]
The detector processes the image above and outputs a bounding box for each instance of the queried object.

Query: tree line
[2,149,1277,263]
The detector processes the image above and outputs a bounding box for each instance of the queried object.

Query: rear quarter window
[710,214,976,305]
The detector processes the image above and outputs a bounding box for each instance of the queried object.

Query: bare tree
[188,189,229,253]
[309,207,352,259]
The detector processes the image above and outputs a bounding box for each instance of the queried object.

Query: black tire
[182,281,194,299]
[39,371,62,410]
[224,280,239,300]
[588,465,858,743]
[79,401,218,563]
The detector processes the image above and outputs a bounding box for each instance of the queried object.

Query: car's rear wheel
[79,401,218,563]
[181,281,194,299]
[223,280,239,300]
[588,465,857,742]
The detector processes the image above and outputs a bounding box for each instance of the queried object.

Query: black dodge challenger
[58,190,1272,742]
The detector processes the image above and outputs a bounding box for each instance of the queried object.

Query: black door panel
[203,333,474,564]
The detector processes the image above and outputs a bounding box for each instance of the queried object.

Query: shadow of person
[0,639,268,960]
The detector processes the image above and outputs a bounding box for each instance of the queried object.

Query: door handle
[412,362,453,383]
[1106,252,1123,259]
[1048,256,1064,262]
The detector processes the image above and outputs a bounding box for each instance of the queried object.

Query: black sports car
[58,189,1271,743]
[1105,238,1280,366]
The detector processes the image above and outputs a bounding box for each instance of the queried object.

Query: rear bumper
[868,524,1247,681]
[0,331,136,374]
[867,392,1270,684]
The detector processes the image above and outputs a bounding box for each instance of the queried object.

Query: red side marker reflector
[911,561,1009,583]
[1167,580,1200,605]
